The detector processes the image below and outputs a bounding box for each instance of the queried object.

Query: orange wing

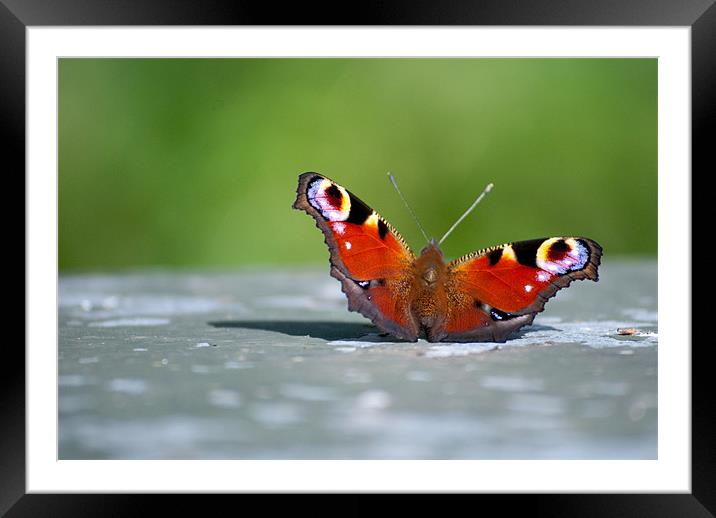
[437,237,602,342]
[293,173,420,341]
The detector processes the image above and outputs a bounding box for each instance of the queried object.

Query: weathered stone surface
[59,260,657,459]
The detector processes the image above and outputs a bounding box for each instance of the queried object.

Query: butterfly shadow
[207,319,394,342]
[208,320,559,343]
[511,323,560,338]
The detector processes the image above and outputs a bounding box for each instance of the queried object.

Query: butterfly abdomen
[409,242,450,332]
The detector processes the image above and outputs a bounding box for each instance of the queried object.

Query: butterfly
[293,172,602,343]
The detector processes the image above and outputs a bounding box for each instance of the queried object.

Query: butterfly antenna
[387,172,430,243]
[438,183,494,245]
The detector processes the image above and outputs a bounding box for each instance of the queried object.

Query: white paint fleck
[328,339,378,348]
[524,284,533,293]
[195,342,211,348]
[345,241,352,250]
[89,318,170,328]
[61,293,230,316]
[280,383,337,402]
[224,360,255,369]
[355,390,392,410]
[107,378,147,395]
[480,375,543,392]
[425,343,495,358]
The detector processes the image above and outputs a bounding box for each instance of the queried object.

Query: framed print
[7,0,710,515]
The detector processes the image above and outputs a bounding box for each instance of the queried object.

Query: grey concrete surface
[58,260,657,459]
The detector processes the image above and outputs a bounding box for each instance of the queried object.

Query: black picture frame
[7,0,708,515]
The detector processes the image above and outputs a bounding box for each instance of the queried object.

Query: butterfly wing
[293,172,420,341]
[435,237,602,342]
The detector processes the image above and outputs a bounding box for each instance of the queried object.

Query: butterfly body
[293,172,602,343]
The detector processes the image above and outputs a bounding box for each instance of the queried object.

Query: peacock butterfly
[293,172,602,343]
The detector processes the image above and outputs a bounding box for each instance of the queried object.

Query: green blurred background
[59,58,656,271]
